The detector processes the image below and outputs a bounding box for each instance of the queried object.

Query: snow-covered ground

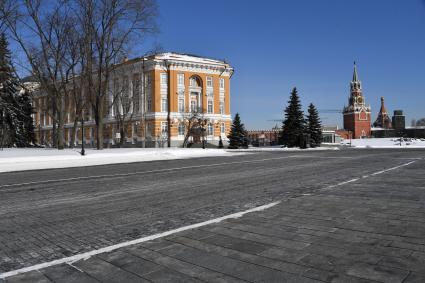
[229,146,339,152]
[341,138,425,148]
[0,148,243,173]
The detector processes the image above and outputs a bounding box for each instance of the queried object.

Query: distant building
[342,63,372,139]
[247,126,280,146]
[322,125,342,144]
[392,110,405,130]
[373,97,392,129]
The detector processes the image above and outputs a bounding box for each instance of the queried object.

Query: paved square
[1,149,424,282]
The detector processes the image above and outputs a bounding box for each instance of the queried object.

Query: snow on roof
[150,52,230,66]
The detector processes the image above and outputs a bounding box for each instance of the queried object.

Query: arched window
[189,76,201,87]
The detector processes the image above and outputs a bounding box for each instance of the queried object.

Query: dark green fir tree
[0,33,35,148]
[306,103,322,147]
[227,113,247,149]
[0,33,20,148]
[16,90,36,146]
[280,87,305,147]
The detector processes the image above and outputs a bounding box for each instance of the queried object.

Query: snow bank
[0,148,242,173]
[341,138,425,148]
[228,146,340,152]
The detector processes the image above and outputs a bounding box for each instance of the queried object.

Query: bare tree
[182,110,208,148]
[110,67,138,147]
[1,0,77,149]
[75,0,157,149]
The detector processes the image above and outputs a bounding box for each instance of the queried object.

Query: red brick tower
[343,63,371,138]
[373,97,392,129]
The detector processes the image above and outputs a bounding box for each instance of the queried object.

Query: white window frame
[178,98,185,113]
[161,121,168,136]
[160,73,168,84]
[207,100,213,114]
[219,100,224,114]
[161,97,168,112]
[190,100,197,113]
[207,123,213,136]
[220,122,225,134]
[219,78,225,89]
[206,76,213,88]
[177,73,184,86]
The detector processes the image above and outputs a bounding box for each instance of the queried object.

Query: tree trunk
[96,101,104,150]
[57,99,65,150]
[70,119,78,148]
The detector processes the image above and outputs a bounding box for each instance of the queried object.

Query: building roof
[148,52,229,66]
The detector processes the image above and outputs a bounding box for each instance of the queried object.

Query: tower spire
[352,61,359,82]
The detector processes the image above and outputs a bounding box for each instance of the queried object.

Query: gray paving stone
[200,233,275,255]
[346,262,409,283]
[127,245,248,283]
[157,240,320,283]
[41,264,99,283]
[403,272,425,283]
[203,226,310,250]
[142,267,202,283]
[168,236,332,282]
[5,270,52,283]
[98,249,162,277]
[73,256,149,283]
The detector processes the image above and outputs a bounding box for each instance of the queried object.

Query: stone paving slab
[2,153,425,282]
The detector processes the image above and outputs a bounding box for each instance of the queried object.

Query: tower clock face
[357,97,363,104]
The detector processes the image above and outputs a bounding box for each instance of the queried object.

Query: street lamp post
[80,117,85,156]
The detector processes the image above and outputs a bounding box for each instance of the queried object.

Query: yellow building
[32,53,234,147]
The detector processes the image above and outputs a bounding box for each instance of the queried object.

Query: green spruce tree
[0,33,20,148]
[17,90,36,146]
[306,103,322,147]
[280,87,305,147]
[227,113,247,149]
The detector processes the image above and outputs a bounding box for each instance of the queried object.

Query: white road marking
[0,201,280,279]
[369,160,416,176]
[323,160,416,190]
[0,156,293,189]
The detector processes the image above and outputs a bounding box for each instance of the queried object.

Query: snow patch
[341,138,425,148]
[0,148,243,173]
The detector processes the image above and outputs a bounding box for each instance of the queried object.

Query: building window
[190,76,201,87]
[147,98,152,112]
[178,123,185,136]
[133,74,140,113]
[177,74,184,86]
[220,101,224,114]
[220,123,225,134]
[145,73,152,87]
[220,78,225,89]
[208,100,213,114]
[161,122,168,136]
[207,123,213,136]
[178,98,184,113]
[190,100,197,113]
[146,123,152,137]
[160,73,168,84]
[161,98,168,112]
[206,76,213,87]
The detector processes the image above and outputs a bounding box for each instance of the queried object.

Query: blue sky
[140,0,425,129]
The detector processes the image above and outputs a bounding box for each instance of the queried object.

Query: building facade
[247,126,280,146]
[343,63,372,139]
[32,53,233,147]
